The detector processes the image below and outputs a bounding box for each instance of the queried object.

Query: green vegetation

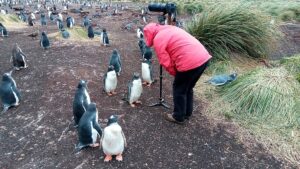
[220,67,300,126]
[186,4,278,60]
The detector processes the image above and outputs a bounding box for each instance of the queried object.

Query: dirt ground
[0,3,294,169]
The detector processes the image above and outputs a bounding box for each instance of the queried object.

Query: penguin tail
[1,106,9,114]
[121,92,128,102]
[74,143,86,153]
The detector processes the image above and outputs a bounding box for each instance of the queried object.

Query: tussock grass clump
[280,55,300,74]
[220,67,300,126]
[0,14,25,28]
[186,4,278,60]
[48,26,99,42]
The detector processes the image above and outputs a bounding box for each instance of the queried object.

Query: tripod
[149,65,170,109]
[148,11,176,109]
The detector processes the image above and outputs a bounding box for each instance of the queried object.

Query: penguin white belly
[40,40,43,48]
[142,63,151,83]
[100,33,103,44]
[20,53,27,68]
[11,87,19,106]
[91,122,98,143]
[129,79,142,104]
[84,89,91,104]
[102,125,124,155]
[105,71,117,92]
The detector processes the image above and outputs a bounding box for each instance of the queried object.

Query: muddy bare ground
[0,5,293,169]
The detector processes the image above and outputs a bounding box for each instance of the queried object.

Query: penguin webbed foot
[89,143,100,147]
[116,154,123,161]
[130,103,136,107]
[104,155,112,162]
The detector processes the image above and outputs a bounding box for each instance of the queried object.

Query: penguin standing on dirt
[101,115,126,162]
[87,25,94,39]
[125,72,143,107]
[138,38,146,58]
[109,49,122,76]
[11,43,28,70]
[56,19,64,30]
[143,46,152,60]
[136,27,143,39]
[0,23,8,37]
[61,29,70,39]
[141,59,154,87]
[58,13,63,22]
[103,65,117,96]
[40,31,50,49]
[83,16,90,28]
[0,71,21,113]
[76,102,102,151]
[40,13,47,26]
[66,16,75,28]
[100,28,109,46]
[73,80,91,127]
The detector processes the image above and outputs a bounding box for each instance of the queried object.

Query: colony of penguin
[0,1,155,163]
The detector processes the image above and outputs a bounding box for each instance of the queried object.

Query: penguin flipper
[93,121,102,137]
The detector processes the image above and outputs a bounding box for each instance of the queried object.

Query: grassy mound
[186,4,279,60]
[220,67,300,126]
[48,26,100,42]
[0,14,26,28]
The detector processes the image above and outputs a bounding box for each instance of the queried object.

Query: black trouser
[172,61,209,122]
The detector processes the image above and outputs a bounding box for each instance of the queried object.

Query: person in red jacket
[144,22,211,124]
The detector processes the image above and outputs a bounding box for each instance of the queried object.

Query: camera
[148,2,176,15]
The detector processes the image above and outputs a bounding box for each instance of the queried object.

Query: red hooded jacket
[143,23,211,76]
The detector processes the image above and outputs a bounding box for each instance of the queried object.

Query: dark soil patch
[0,3,293,169]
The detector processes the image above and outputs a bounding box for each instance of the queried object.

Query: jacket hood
[143,23,161,47]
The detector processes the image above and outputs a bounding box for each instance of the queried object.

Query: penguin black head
[42,31,46,36]
[133,72,140,80]
[87,102,97,112]
[102,28,106,33]
[107,115,118,126]
[107,65,115,71]
[78,80,87,89]
[112,49,118,55]
[2,72,12,82]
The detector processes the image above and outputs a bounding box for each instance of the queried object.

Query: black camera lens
[148,3,167,13]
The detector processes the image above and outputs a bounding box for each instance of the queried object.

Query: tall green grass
[220,67,300,126]
[186,4,279,60]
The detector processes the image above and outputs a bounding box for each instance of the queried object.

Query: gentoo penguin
[58,13,63,21]
[61,29,70,39]
[109,49,122,76]
[101,115,126,162]
[83,16,90,27]
[56,19,64,30]
[143,46,152,61]
[49,12,54,22]
[28,14,34,26]
[11,43,28,70]
[66,16,74,28]
[40,13,47,26]
[76,102,102,151]
[138,38,145,58]
[87,25,94,39]
[136,27,143,39]
[103,65,117,96]
[100,28,109,46]
[0,23,8,37]
[40,31,50,49]
[125,72,143,107]
[73,80,91,127]
[0,71,21,113]
[141,59,154,87]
